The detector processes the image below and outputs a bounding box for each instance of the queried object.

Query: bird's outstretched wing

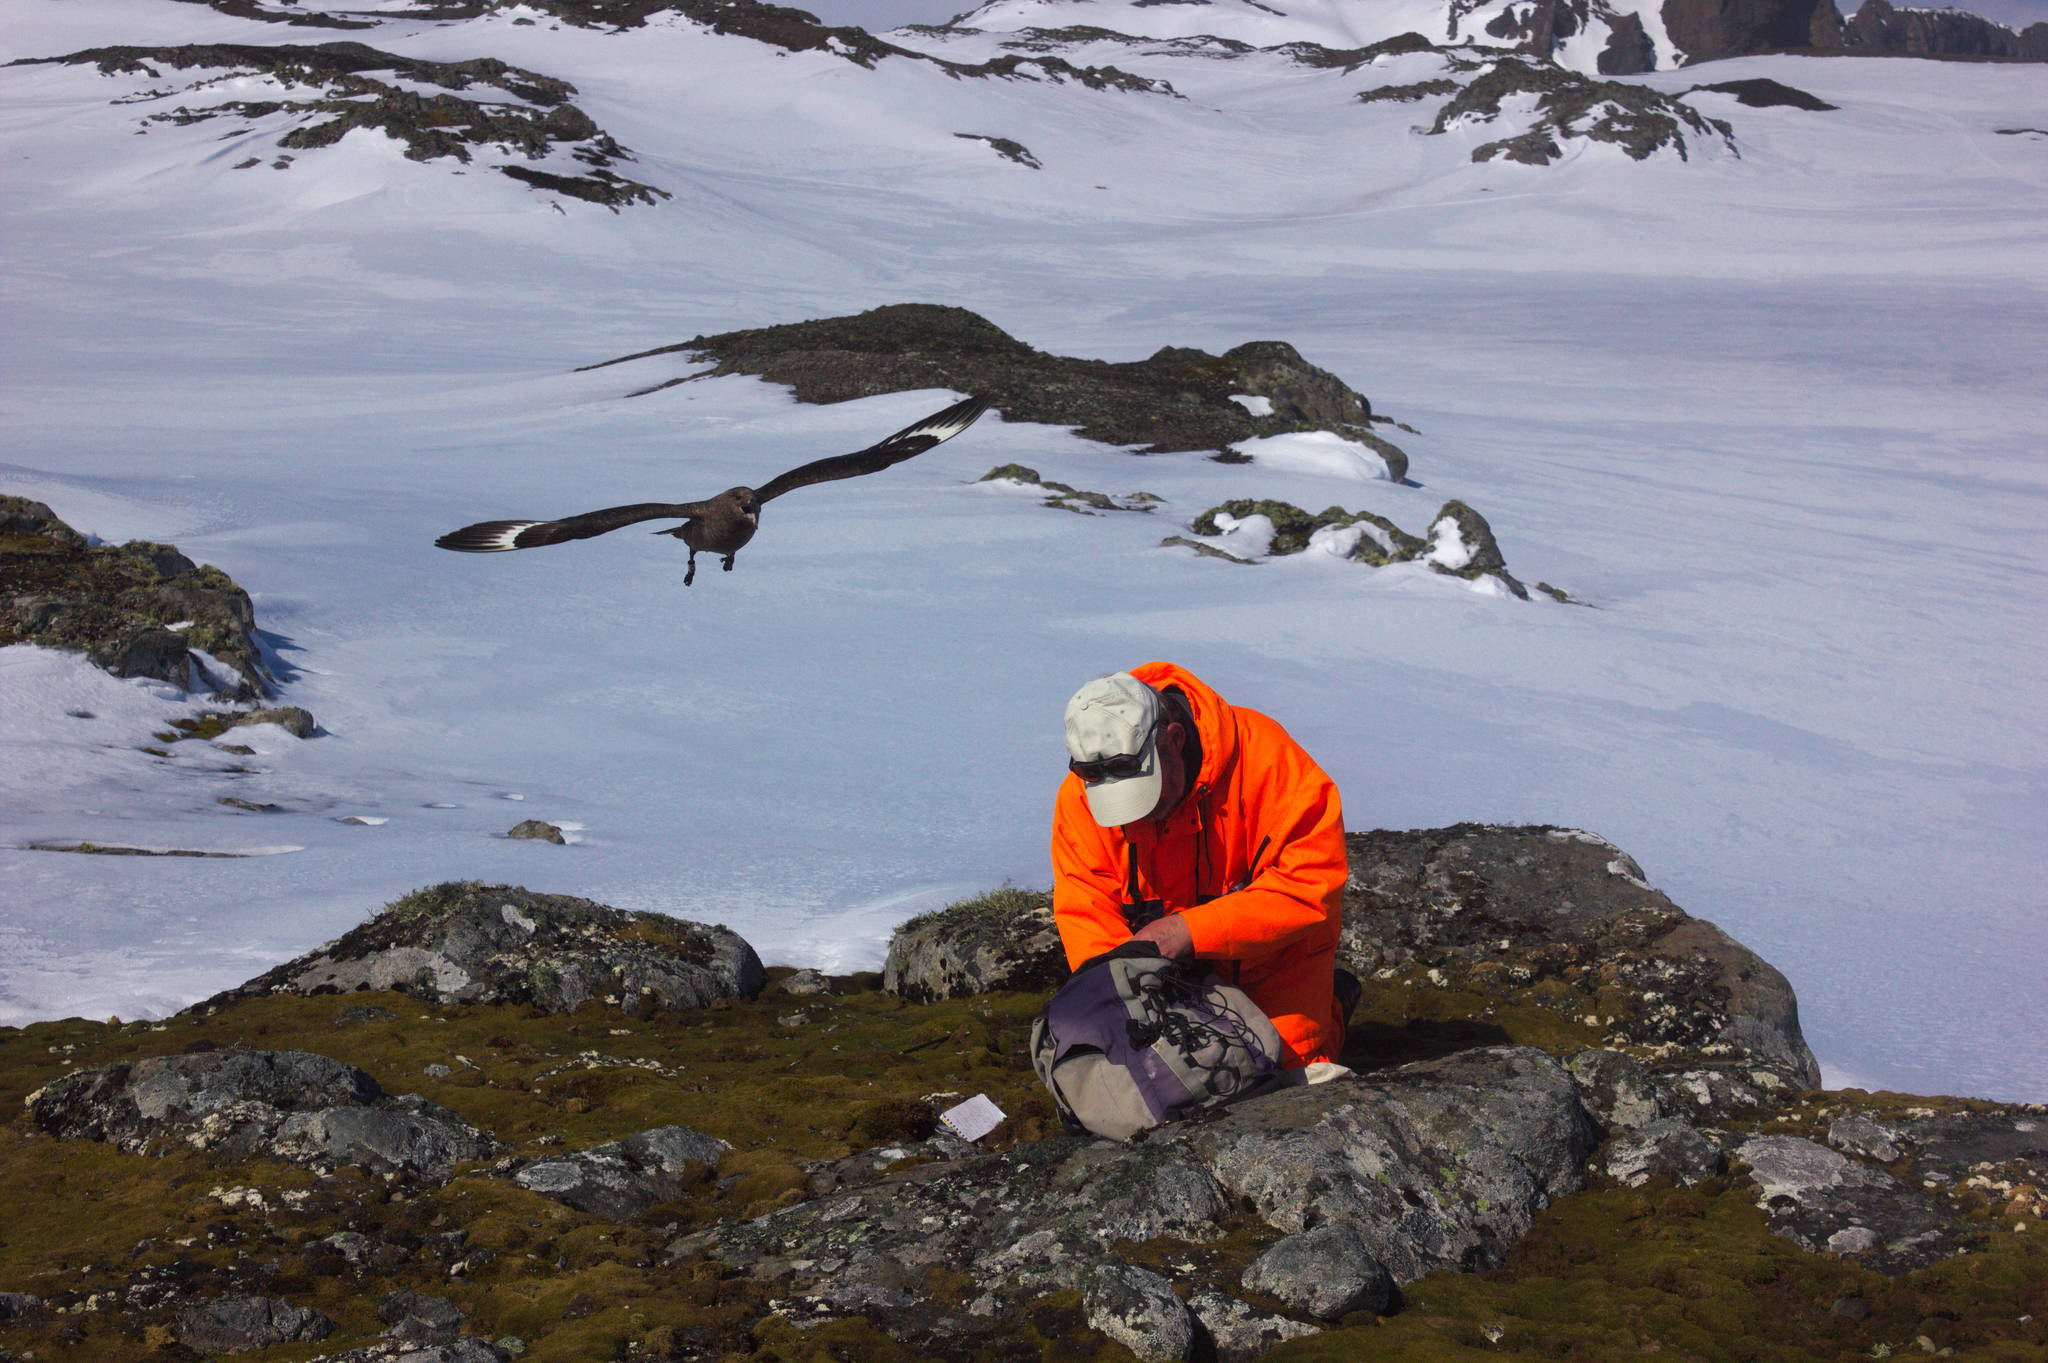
[754,394,993,504]
[436,501,714,552]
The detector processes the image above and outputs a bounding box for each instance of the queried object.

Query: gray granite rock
[1241,1223,1393,1319]
[1342,824,1821,1086]
[190,882,764,1017]
[513,1125,729,1220]
[1603,1117,1722,1187]
[26,1048,498,1180]
[882,887,1066,1002]
[1734,1134,1982,1272]
[1082,1261,1194,1363]
[1826,1114,1904,1163]
[379,1291,466,1344]
[1565,1048,1666,1133]
[1185,1290,1318,1361]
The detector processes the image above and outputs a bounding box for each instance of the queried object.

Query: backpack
[1029,942,1285,1141]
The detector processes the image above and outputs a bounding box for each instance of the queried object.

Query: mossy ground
[0,973,2037,1362]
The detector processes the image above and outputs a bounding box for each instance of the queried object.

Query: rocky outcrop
[19,43,667,209]
[1734,1133,1985,1271]
[1662,0,1843,63]
[1836,0,2048,61]
[0,495,269,695]
[584,303,1391,458]
[975,464,1162,515]
[188,881,765,1016]
[26,1048,499,1179]
[881,887,1067,1001]
[1178,497,1554,596]
[512,1125,730,1219]
[1343,824,1822,1087]
[176,1294,335,1352]
[691,1045,1597,1346]
[1430,56,1737,162]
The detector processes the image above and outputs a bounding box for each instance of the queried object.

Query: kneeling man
[1051,662,1347,1068]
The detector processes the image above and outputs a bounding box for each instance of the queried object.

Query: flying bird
[435,394,992,584]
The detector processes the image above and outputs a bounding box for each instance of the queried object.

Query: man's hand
[1130,912,1193,960]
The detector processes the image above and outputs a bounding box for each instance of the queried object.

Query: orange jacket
[1050,662,1347,1067]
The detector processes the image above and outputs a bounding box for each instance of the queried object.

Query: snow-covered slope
[2,0,2045,1101]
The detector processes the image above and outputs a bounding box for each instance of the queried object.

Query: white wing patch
[897,406,982,447]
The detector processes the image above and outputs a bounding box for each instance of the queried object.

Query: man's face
[1134,721,1191,825]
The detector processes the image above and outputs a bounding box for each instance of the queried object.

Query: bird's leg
[721,554,736,573]
[684,551,697,587]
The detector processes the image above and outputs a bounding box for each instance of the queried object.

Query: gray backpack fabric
[1029,942,1285,1142]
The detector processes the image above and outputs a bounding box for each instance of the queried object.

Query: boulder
[1424,500,1528,598]
[230,705,316,738]
[26,1048,498,1180]
[1564,1048,1667,1132]
[1081,1261,1194,1363]
[512,1125,729,1220]
[505,819,566,844]
[1341,824,1822,1087]
[1240,1224,1393,1319]
[1734,1134,1983,1273]
[176,1295,334,1353]
[188,882,765,1017]
[1185,1290,1318,1361]
[698,1046,1595,1346]
[882,887,1066,1002]
[1602,1117,1722,1187]
[378,1291,466,1344]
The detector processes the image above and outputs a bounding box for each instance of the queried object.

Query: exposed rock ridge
[187,881,766,1017]
[584,303,1395,459]
[0,495,270,696]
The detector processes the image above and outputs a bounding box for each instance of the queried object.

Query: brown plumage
[436,394,992,584]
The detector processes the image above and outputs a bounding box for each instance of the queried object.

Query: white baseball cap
[1064,672,1162,827]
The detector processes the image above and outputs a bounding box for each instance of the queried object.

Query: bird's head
[722,487,761,520]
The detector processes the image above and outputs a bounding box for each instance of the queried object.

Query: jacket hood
[1128,661,1237,799]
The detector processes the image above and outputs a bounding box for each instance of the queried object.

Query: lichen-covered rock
[1188,499,1428,566]
[1240,1223,1393,1319]
[698,1045,1594,1348]
[188,882,765,1017]
[512,1125,729,1220]
[1826,1114,1904,1163]
[585,304,1385,459]
[504,819,566,844]
[1734,1134,1983,1272]
[305,1341,508,1363]
[1603,1117,1722,1187]
[25,1048,498,1179]
[1565,1048,1667,1132]
[1185,1290,1318,1361]
[1342,824,1822,1086]
[1423,499,1528,597]
[1082,1261,1193,1362]
[882,887,1066,1002]
[231,705,317,738]
[175,1294,334,1352]
[378,1290,466,1344]
[0,495,269,695]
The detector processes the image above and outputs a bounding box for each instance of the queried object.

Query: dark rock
[1160,534,1258,564]
[26,1048,498,1179]
[1341,824,1823,1086]
[512,1125,729,1220]
[189,881,765,1017]
[1837,0,2048,61]
[505,819,566,844]
[25,43,667,209]
[1189,500,1424,562]
[1240,1223,1394,1319]
[1662,0,1839,64]
[1184,1290,1318,1360]
[583,304,1383,458]
[1734,1134,1983,1272]
[1424,500,1527,597]
[1687,78,1837,111]
[882,887,1066,1001]
[954,132,1041,167]
[1082,1261,1194,1362]
[0,497,267,695]
[0,1294,43,1321]
[219,796,282,813]
[1565,1048,1666,1132]
[379,1290,466,1343]
[334,1004,397,1025]
[176,1294,334,1353]
[1597,11,1656,74]
[1603,1116,1722,1187]
[1429,57,1736,164]
[1357,78,1460,103]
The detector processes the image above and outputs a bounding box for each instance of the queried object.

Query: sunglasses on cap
[1068,726,1156,784]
